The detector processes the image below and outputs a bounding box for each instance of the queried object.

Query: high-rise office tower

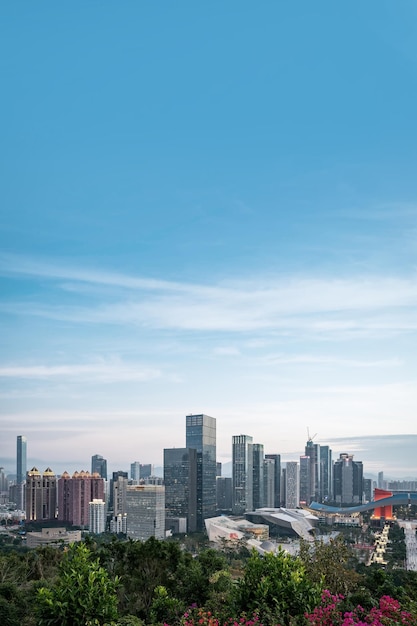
[333,454,363,505]
[0,467,9,504]
[252,443,264,510]
[26,467,57,522]
[164,447,197,533]
[89,499,106,534]
[299,455,310,505]
[319,445,332,502]
[305,438,320,504]
[91,455,107,480]
[125,484,165,541]
[265,454,281,507]
[216,477,232,514]
[16,435,27,511]
[263,458,275,508]
[186,414,216,531]
[378,471,385,490]
[232,434,253,515]
[363,478,372,502]
[285,462,299,508]
[130,462,141,483]
[112,471,128,516]
[140,464,152,479]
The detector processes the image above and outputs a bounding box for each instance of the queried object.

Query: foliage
[149,585,185,625]
[234,548,323,625]
[35,542,119,626]
[180,606,262,626]
[299,536,361,596]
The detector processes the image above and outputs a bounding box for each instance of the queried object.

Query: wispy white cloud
[0,359,161,383]
[3,254,417,337]
[263,354,402,368]
[212,346,241,356]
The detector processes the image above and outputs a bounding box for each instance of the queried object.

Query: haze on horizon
[1,2,417,478]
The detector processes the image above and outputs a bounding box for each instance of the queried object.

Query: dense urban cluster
[0,415,414,542]
[2,415,417,625]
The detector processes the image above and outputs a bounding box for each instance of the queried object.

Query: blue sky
[1,2,417,477]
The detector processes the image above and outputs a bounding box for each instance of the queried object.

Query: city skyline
[1,431,416,481]
[2,4,417,471]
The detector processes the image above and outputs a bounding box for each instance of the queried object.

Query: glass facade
[91,454,107,480]
[232,434,253,515]
[164,447,197,532]
[186,414,216,531]
[16,435,27,484]
[265,453,281,507]
[252,443,264,509]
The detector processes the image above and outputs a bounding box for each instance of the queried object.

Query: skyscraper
[130,461,141,483]
[252,443,264,510]
[305,438,320,504]
[185,414,216,531]
[232,434,253,515]
[112,471,128,516]
[16,435,27,510]
[299,455,310,506]
[285,462,299,508]
[164,447,197,533]
[333,453,363,505]
[265,454,281,507]
[319,445,332,502]
[91,455,107,480]
[216,477,232,514]
[263,458,275,508]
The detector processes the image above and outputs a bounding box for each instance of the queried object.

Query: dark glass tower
[185,414,216,531]
[164,447,197,532]
[319,445,332,502]
[232,434,253,515]
[91,454,107,480]
[16,435,27,510]
[265,453,281,507]
[252,443,264,509]
[17,435,27,483]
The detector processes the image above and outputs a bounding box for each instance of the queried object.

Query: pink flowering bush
[160,592,417,626]
[305,589,417,626]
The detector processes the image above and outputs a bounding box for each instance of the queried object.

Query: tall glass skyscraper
[252,443,264,510]
[17,435,27,484]
[185,414,216,531]
[164,447,197,532]
[265,453,281,507]
[16,435,27,510]
[232,434,253,515]
[91,454,107,480]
